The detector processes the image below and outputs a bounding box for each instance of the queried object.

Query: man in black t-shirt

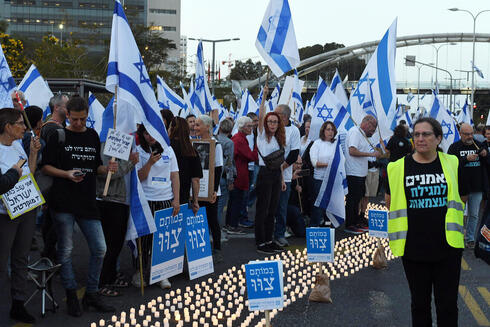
[42,96,117,317]
[448,123,488,248]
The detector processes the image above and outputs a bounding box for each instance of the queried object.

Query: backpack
[35,129,65,198]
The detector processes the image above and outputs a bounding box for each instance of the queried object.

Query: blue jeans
[310,178,325,227]
[217,177,229,228]
[52,212,106,293]
[226,188,246,227]
[465,192,482,242]
[274,182,291,240]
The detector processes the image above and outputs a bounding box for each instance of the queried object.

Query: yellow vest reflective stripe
[387,152,464,257]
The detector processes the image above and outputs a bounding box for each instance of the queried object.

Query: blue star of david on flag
[441,120,453,140]
[0,57,15,92]
[133,55,152,89]
[352,75,375,105]
[86,116,95,129]
[317,104,334,122]
[195,76,205,92]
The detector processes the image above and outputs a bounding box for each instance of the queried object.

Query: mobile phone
[297,169,310,177]
[73,171,85,177]
[16,158,27,168]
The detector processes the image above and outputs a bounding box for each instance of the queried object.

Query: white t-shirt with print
[0,140,30,214]
[344,127,371,177]
[283,124,301,182]
[136,145,179,202]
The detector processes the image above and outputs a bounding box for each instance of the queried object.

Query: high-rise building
[0,0,182,64]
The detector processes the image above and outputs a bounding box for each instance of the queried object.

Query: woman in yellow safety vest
[385,117,466,327]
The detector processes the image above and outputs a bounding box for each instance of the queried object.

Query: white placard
[1,174,45,219]
[103,128,133,161]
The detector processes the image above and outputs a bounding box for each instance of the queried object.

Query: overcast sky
[181,0,490,86]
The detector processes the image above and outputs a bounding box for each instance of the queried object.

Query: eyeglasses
[413,132,434,138]
[267,120,279,125]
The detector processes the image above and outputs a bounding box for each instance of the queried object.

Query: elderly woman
[194,115,224,261]
[0,108,41,323]
[386,117,466,327]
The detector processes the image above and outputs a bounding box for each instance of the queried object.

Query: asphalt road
[2,215,489,327]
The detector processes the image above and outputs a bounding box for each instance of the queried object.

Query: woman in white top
[0,108,41,323]
[194,115,223,259]
[255,86,287,254]
[309,121,338,226]
[135,124,180,289]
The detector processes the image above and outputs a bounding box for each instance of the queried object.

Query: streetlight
[188,37,240,93]
[59,23,64,47]
[448,8,490,108]
[430,42,456,87]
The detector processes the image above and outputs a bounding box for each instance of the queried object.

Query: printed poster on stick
[368,210,388,238]
[1,174,45,220]
[245,260,284,311]
[103,128,133,161]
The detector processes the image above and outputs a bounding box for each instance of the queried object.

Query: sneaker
[356,224,369,232]
[159,278,171,289]
[284,229,293,238]
[257,244,275,254]
[221,232,229,242]
[268,242,284,253]
[239,220,254,228]
[344,226,363,235]
[226,226,246,235]
[274,237,289,247]
[466,241,475,249]
[222,225,231,233]
[132,272,147,288]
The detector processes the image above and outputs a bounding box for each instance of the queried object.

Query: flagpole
[346,115,377,151]
[103,86,118,196]
[137,237,145,296]
[15,91,35,136]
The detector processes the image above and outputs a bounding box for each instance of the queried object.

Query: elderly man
[448,123,488,249]
[344,115,381,234]
[225,116,258,234]
[41,93,69,143]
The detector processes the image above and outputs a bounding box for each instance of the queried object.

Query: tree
[132,25,176,73]
[229,59,263,80]
[1,31,29,78]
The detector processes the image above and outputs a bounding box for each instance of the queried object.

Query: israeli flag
[310,83,350,141]
[429,91,460,152]
[255,0,300,77]
[403,111,413,130]
[486,109,490,126]
[456,101,473,126]
[267,84,281,112]
[157,75,186,117]
[106,0,170,150]
[99,97,114,142]
[472,61,484,79]
[0,41,16,108]
[126,168,157,240]
[314,138,348,228]
[345,19,397,146]
[18,64,53,116]
[291,69,304,122]
[390,105,404,131]
[87,92,105,134]
[256,87,264,107]
[330,69,348,109]
[180,81,195,117]
[194,41,214,113]
[406,92,414,103]
[232,90,258,134]
[313,77,328,109]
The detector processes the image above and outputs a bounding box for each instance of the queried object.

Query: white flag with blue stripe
[255,0,300,77]
[472,61,484,79]
[314,138,348,228]
[429,92,460,152]
[18,64,53,116]
[106,0,170,150]
[0,41,16,108]
[193,41,214,114]
[345,18,397,146]
[267,84,281,112]
[157,75,186,117]
[291,69,304,123]
[330,69,348,109]
[126,168,156,240]
[87,92,105,134]
[456,101,473,126]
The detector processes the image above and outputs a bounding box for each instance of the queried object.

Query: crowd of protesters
[0,88,487,326]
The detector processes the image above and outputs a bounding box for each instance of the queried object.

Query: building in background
[1,0,182,64]
[180,35,187,76]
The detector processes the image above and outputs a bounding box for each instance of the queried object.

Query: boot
[66,289,82,317]
[10,299,35,323]
[82,292,115,313]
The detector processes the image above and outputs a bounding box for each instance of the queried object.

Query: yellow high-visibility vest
[387,152,464,257]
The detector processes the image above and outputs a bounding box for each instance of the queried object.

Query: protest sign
[1,174,45,220]
[306,227,335,262]
[150,205,186,285]
[184,206,214,280]
[103,128,133,161]
[368,209,388,238]
[245,260,284,311]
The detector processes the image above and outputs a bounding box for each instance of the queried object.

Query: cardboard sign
[306,227,335,262]
[184,206,214,280]
[245,260,284,311]
[1,174,45,219]
[103,128,133,161]
[149,205,186,285]
[368,209,388,238]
